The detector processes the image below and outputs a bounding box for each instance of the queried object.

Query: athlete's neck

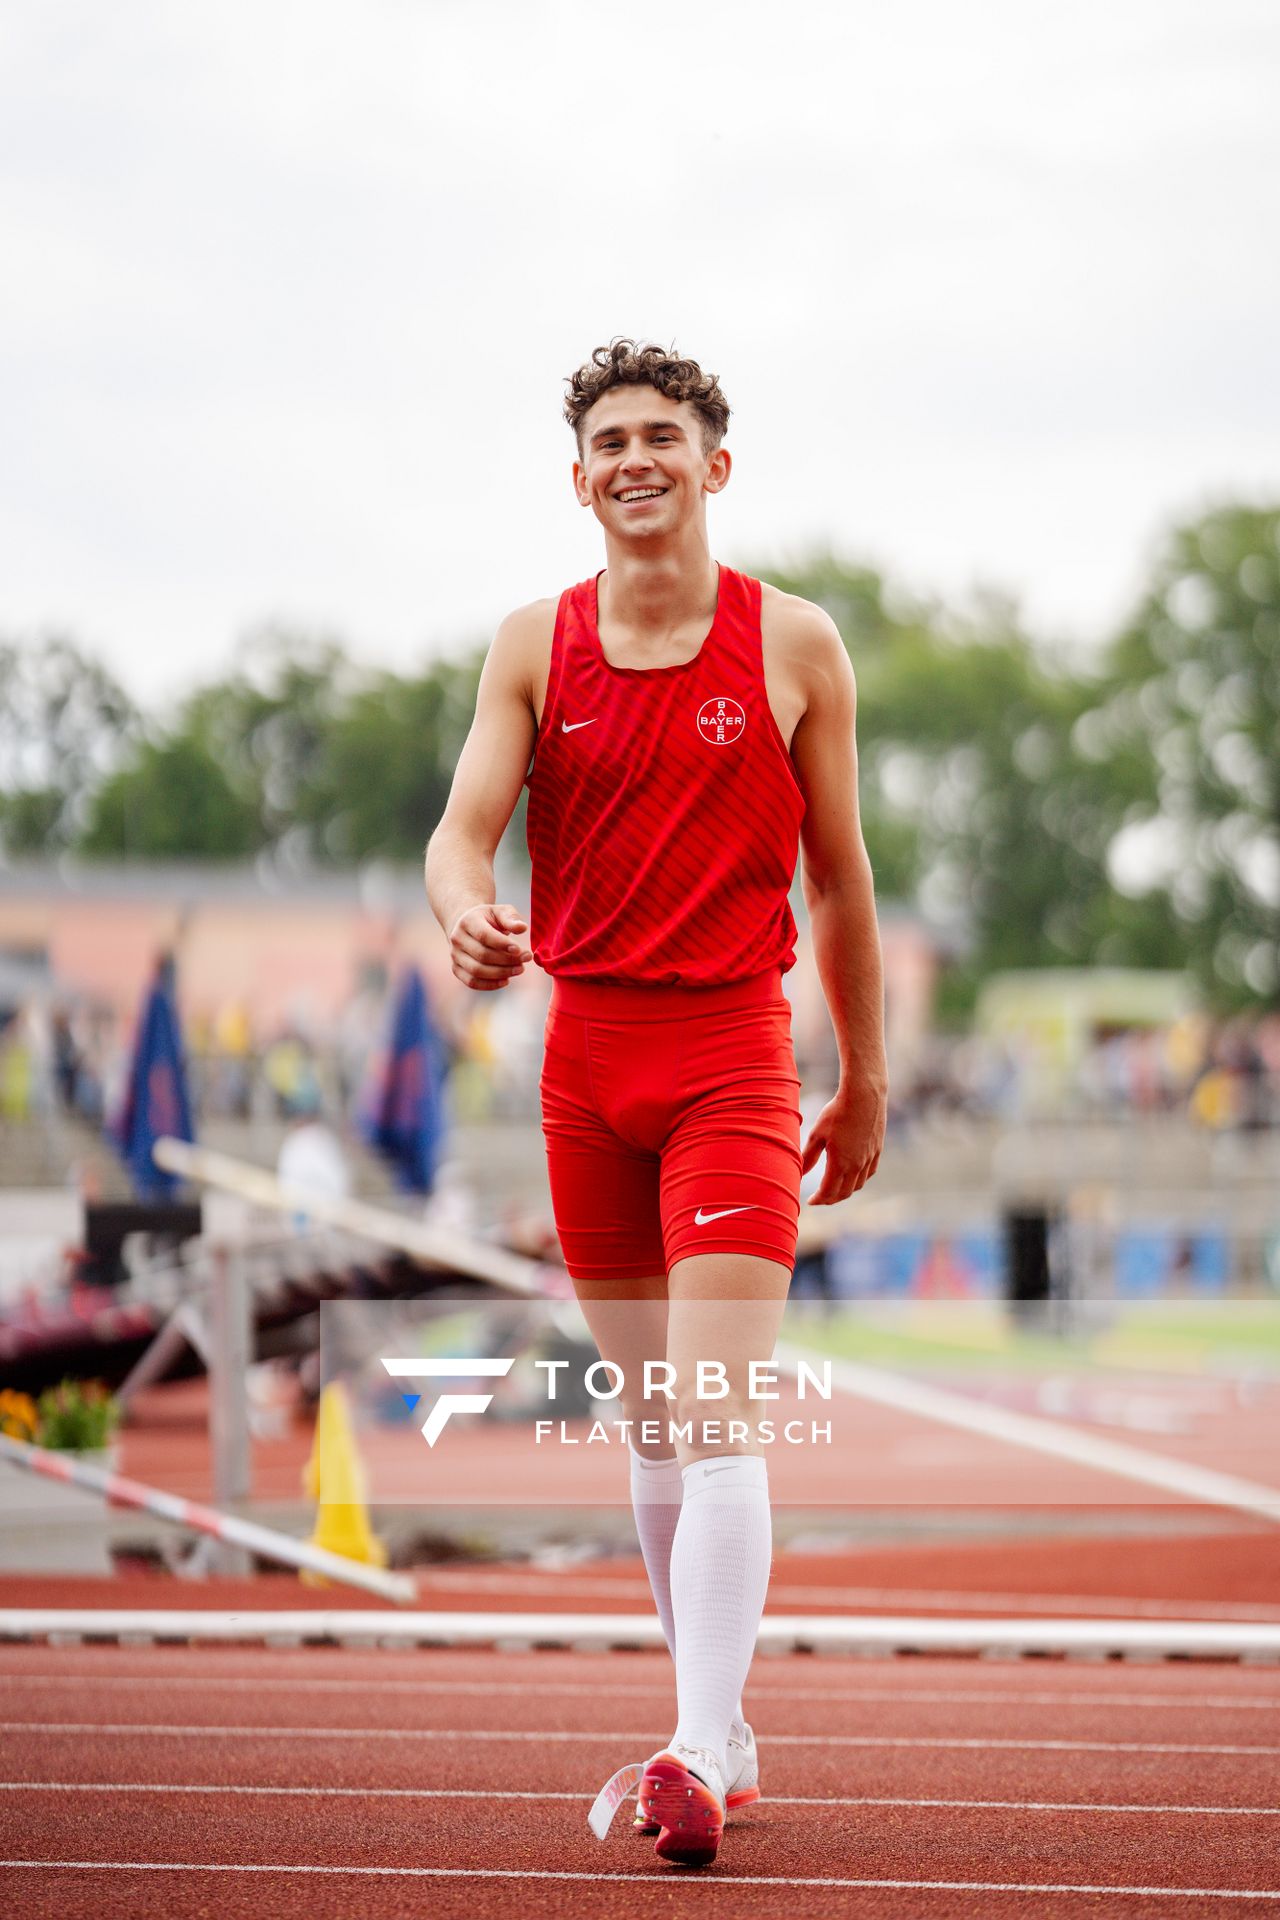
[597,540,719,651]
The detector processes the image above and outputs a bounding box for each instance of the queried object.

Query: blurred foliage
[34,1377,120,1452]
[1,505,1275,1015]
[764,561,1177,1003]
[178,625,352,843]
[80,736,261,859]
[62,625,488,866]
[1089,505,1280,1009]
[295,657,486,862]
[763,505,1278,1017]
[0,633,139,854]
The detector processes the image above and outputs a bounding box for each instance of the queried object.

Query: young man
[426,339,887,1867]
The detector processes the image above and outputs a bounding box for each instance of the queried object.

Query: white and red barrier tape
[0,1432,416,1605]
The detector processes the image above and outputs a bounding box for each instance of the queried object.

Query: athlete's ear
[572,458,590,507]
[702,446,731,496]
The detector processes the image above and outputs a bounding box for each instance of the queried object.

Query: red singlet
[524,565,806,985]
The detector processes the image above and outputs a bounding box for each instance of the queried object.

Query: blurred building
[0,859,448,1042]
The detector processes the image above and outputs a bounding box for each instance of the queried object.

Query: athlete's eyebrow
[590,420,686,444]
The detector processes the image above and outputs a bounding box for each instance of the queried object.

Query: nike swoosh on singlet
[694,1205,755,1224]
[562,718,597,731]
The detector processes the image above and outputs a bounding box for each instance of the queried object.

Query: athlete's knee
[670,1368,756,1438]
[622,1362,681,1438]
[619,1388,670,1440]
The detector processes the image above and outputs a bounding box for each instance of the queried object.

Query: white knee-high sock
[628,1447,682,1658]
[669,1452,771,1773]
[629,1446,746,1744]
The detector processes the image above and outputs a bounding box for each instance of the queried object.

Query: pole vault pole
[0,1431,417,1605]
[150,1135,556,1297]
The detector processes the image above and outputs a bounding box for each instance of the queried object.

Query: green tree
[69,625,492,867]
[1088,504,1280,1007]
[0,632,139,854]
[759,560,1128,1010]
[760,557,937,900]
[175,625,356,847]
[79,736,261,859]
[294,655,486,864]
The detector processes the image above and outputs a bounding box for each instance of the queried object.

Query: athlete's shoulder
[491,595,557,663]
[758,583,851,700]
[495,595,559,645]
[759,580,843,647]
[481,598,558,715]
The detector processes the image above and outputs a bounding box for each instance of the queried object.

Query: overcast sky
[4,1,1278,709]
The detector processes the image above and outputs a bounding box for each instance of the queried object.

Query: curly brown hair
[564,338,730,456]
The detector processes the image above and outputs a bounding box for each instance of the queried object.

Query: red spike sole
[634,1778,760,1836]
[637,1753,727,1867]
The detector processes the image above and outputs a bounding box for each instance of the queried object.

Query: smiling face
[572,386,730,539]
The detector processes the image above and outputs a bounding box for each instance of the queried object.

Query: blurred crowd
[891,1010,1278,1132]
[1,983,1276,1148]
[0,972,528,1138]
[0,1001,118,1127]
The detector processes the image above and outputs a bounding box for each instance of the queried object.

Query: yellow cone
[300,1381,389,1584]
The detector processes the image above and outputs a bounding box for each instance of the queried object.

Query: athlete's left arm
[784,599,888,1200]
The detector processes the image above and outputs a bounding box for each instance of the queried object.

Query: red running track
[111,1370,1280,1512]
[5,1521,1280,1621]
[1,1640,1278,1918]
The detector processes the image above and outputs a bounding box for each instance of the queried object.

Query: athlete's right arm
[425,600,552,991]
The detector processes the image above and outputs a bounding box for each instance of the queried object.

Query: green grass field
[789,1297,1280,1376]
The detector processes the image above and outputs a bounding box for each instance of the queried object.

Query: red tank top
[523,565,806,985]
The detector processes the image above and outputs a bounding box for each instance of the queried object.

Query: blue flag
[107,960,196,1199]
[357,964,449,1195]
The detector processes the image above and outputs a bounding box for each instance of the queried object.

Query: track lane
[5,1526,1280,1619]
[2,1640,1276,1707]
[3,1659,1279,1717]
[5,1785,1280,1906]
[4,1646,1278,1917]
[1,1663,1276,1749]
[6,1862,1280,1920]
[2,1728,1275,1810]
[6,1782,1279,1815]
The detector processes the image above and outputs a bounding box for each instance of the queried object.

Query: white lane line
[3,1782,1278,1816]
[4,1721,1277,1755]
[2,1672,1276,1711]
[783,1342,1280,1525]
[4,1861,1280,1896]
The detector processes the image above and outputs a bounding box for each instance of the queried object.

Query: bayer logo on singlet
[696,696,746,747]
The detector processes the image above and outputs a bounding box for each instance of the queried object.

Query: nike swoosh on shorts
[694,1205,756,1225]
[562,718,597,731]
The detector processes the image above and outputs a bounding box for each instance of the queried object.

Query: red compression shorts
[539,969,803,1283]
